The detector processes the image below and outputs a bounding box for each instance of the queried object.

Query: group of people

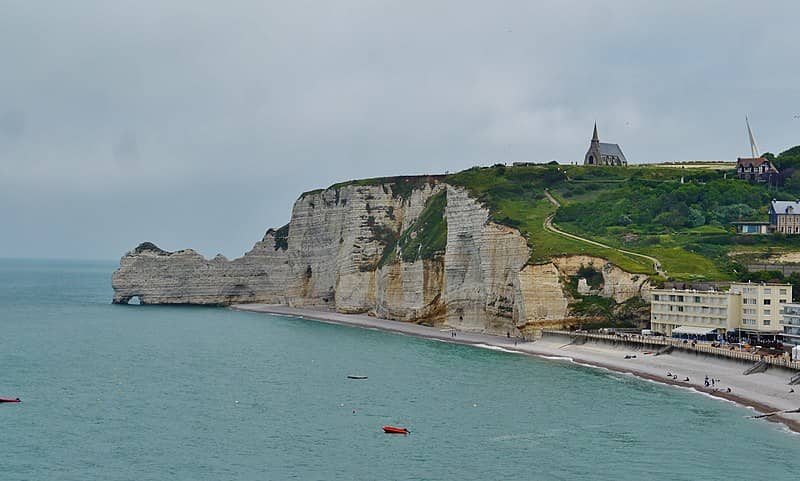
[666,372,691,382]
[664,372,733,393]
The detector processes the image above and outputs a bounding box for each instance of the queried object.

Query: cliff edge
[113,175,648,335]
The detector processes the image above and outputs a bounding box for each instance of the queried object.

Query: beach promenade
[231,304,800,433]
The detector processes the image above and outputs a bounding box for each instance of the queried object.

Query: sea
[1,258,798,480]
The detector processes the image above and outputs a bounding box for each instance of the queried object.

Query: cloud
[1,0,799,258]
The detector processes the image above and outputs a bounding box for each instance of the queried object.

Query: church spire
[592,123,599,143]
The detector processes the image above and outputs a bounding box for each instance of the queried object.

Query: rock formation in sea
[112,177,649,335]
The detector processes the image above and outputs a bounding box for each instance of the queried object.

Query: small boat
[0,397,20,403]
[347,375,368,379]
[382,426,409,434]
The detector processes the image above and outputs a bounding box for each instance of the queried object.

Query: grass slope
[308,145,800,281]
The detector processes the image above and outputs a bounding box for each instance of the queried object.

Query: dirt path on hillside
[542,189,666,276]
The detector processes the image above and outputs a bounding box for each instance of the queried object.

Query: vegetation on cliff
[446,164,654,273]
[273,224,290,251]
[378,190,447,267]
[317,175,445,201]
[311,143,800,282]
[133,242,170,255]
[445,148,800,282]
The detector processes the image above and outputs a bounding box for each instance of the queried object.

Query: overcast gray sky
[1,0,799,260]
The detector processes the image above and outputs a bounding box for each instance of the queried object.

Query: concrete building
[650,282,791,340]
[584,124,627,166]
[729,282,790,337]
[781,303,800,348]
[651,289,739,338]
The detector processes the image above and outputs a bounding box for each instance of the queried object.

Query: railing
[541,329,800,371]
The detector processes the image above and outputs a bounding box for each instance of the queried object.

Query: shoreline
[231,304,800,434]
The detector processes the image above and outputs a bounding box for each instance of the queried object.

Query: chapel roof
[599,142,626,160]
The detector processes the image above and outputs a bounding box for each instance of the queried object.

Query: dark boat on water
[0,397,20,403]
[382,426,409,434]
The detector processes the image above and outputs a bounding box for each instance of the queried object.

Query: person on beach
[727,388,732,393]
[684,377,690,382]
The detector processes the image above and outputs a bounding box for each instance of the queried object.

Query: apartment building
[781,303,800,348]
[729,282,791,335]
[650,282,791,339]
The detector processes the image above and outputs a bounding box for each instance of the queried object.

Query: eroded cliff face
[442,186,530,334]
[516,255,651,333]
[113,180,649,334]
[113,180,444,310]
[111,236,290,305]
[550,255,650,303]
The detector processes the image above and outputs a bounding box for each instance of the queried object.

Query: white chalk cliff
[113,178,649,334]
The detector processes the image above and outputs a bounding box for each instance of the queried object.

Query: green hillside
[320,145,800,283]
[449,145,800,282]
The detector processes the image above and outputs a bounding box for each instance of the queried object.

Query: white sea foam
[473,343,518,354]
[540,355,574,362]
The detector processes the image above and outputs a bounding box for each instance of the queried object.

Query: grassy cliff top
[297,146,800,282]
[301,174,446,201]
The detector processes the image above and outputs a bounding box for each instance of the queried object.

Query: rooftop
[771,200,800,214]
[737,157,779,172]
[599,142,626,160]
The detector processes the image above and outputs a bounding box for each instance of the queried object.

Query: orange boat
[382,426,409,434]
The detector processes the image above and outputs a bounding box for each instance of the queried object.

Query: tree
[688,206,706,227]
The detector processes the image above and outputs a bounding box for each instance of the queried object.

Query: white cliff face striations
[113,179,445,310]
[442,186,530,334]
[111,233,291,305]
[113,179,650,333]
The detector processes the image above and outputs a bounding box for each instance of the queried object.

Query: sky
[1,0,799,260]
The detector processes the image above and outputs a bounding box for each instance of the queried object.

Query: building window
[677,306,684,312]
[781,299,787,303]
[764,320,771,326]
[694,296,701,303]
[677,296,684,302]
[764,299,771,305]
[653,294,659,301]
[764,288,771,295]
[764,309,771,315]
[780,289,788,295]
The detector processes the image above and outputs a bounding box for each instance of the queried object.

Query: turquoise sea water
[1,259,798,480]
